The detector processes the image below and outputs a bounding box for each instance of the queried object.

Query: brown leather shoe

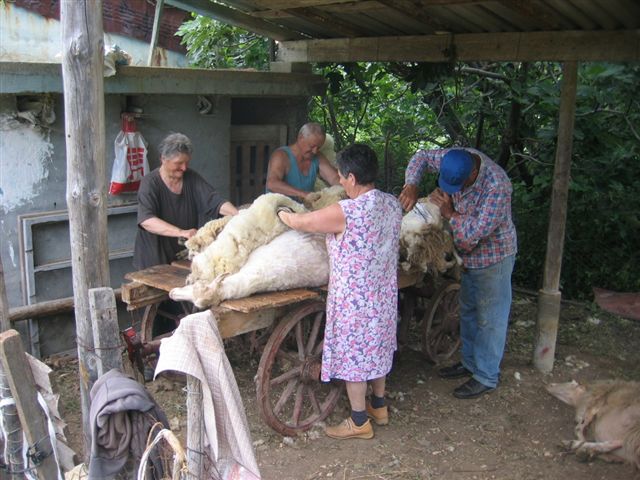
[366,402,389,426]
[325,418,374,439]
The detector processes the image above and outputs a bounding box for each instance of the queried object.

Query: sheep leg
[574,440,624,462]
[169,284,195,303]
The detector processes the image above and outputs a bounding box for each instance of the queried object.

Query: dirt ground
[51,293,640,480]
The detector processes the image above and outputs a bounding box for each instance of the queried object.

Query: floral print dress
[321,189,402,382]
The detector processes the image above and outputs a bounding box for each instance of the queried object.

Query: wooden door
[230,125,288,206]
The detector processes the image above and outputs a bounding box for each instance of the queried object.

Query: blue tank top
[267,146,319,193]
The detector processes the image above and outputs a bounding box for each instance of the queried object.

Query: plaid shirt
[405,147,517,269]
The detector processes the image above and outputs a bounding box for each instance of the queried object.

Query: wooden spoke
[295,321,305,359]
[270,365,302,386]
[274,379,298,416]
[291,383,305,426]
[305,311,323,354]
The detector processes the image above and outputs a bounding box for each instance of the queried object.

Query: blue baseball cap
[438,149,473,194]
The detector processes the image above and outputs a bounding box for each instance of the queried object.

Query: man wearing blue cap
[399,148,517,399]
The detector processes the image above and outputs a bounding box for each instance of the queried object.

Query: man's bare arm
[265,150,310,199]
[318,154,340,186]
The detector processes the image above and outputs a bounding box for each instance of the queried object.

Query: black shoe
[453,378,495,399]
[438,362,472,379]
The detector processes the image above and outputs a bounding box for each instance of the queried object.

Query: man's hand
[399,184,419,212]
[429,189,456,220]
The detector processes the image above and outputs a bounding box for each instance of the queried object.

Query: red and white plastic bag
[109,114,149,195]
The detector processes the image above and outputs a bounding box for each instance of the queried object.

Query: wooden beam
[533,61,578,374]
[0,330,59,479]
[147,0,165,66]
[120,282,168,311]
[8,289,122,322]
[277,30,640,62]
[60,0,110,461]
[165,0,306,40]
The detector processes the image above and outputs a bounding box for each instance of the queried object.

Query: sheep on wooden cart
[121,188,460,436]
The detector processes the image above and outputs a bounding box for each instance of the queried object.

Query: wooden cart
[121,262,459,436]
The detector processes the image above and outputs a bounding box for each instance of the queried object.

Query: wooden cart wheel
[256,301,343,436]
[140,303,159,344]
[422,282,461,364]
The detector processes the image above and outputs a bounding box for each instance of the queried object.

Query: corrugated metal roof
[216,0,640,39]
[167,0,640,61]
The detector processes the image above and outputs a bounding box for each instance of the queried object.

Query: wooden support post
[0,257,25,478]
[60,0,110,460]
[0,257,10,333]
[186,375,204,479]
[0,330,59,480]
[533,61,578,373]
[147,0,165,66]
[89,288,123,376]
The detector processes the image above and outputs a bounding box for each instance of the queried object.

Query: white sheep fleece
[303,185,347,211]
[189,193,306,284]
[171,230,329,308]
[399,197,461,273]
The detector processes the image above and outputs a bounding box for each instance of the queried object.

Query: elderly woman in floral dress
[278,143,402,439]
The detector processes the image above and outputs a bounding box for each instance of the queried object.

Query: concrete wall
[231,97,309,144]
[0,91,232,355]
[1,88,313,356]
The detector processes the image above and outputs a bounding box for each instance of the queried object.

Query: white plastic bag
[109,129,149,195]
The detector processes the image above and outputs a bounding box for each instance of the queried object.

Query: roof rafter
[496,0,564,30]
[166,0,306,40]
[376,0,451,34]
[284,6,373,37]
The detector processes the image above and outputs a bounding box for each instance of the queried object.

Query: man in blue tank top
[266,122,340,201]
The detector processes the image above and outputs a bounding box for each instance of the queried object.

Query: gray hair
[159,133,193,159]
[298,122,325,139]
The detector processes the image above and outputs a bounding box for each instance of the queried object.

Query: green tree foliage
[314,61,640,299]
[176,17,639,299]
[176,14,270,69]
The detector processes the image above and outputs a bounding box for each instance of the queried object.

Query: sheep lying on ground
[399,197,461,274]
[188,193,306,285]
[171,230,329,308]
[303,185,347,211]
[546,379,640,468]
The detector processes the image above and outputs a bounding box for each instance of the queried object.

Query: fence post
[186,375,204,478]
[89,288,123,376]
[0,330,59,480]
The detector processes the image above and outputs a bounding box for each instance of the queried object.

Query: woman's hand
[277,206,294,227]
[399,184,419,212]
[180,228,198,239]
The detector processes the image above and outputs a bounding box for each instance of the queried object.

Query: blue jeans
[459,254,515,388]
